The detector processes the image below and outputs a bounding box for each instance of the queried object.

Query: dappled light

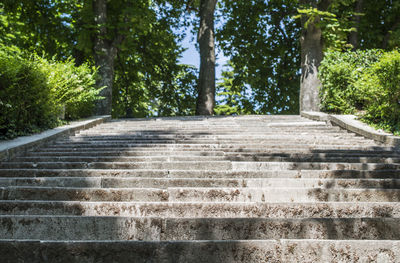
[1,115,400,261]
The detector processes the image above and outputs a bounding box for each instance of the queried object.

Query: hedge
[0,44,102,139]
[319,49,400,134]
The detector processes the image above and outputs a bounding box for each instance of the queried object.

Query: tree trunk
[196,0,217,116]
[349,0,363,49]
[93,0,116,115]
[299,0,330,112]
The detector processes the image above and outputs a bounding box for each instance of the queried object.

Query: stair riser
[25,151,400,158]
[2,188,400,202]
[1,178,399,189]
[30,147,400,153]
[82,125,329,130]
[2,162,399,170]
[51,139,375,146]
[1,217,399,240]
[1,240,399,263]
[2,201,400,218]
[65,135,361,142]
[0,162,233,170]
[42,142,378,149]
[73,132,352,140]
[1,169,399,179]
[14,156,400,164]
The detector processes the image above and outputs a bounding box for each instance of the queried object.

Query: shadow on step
[2,123,400,262]
[306,147,400,206]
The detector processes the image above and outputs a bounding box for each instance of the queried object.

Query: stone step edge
[3,186,400,191]
[0,116,111,162]
[301,111,400,147]
[2,200,398,204]
[0,239,398,262]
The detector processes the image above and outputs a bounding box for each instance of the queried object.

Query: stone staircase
[0,115,399,262]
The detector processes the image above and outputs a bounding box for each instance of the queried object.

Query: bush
[0,44,102,139]
[357,51,400,132]
[0,45,58,139]
[38,57,102,120]
[319,49,383,113]
[319,49,400,134]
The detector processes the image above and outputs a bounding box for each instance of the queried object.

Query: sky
[178,28,230,81]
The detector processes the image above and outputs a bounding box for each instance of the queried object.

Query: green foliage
[296,1,356,51]
[356,0,400,49]
[113,63,198,118]
[110,2,198,118]
[319,49,400,134]
[37,57,103,120]
[2,0,400,121]
[356,51,400,133]
[0,45,58,139]
[0,43,102,139]
[319,49,383,113]
[0,0,79,59]
[217,0,300,115]
[215,65,253,116]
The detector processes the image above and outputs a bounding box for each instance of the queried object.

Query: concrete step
[38,143,380,151]
[2,201,399,218]
[0,239,398,262]
[74,131,352,139]
[14,156,228,163]
[31,146,400,153]
[1,169,399,179]
[2,187,400,202]
[231,161,400,171]
[52,138,376,146]
[1,114,399,260]
[0,161,234,170]
[1,216,399,240]
[24,150,400,159]
[68,134,360,142]
[14,155,400,164]
[1,177,399,189]
[88,121,327,128]
[2,161,399,170]
[78,127,344,135]
[25,150,227,157]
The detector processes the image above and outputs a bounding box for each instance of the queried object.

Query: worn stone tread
[0,177,399,189]
[2,186,400,202]
[2,239,398,263]
[0,168,399,179]
[1,201,399,218]
[1,216,400,240]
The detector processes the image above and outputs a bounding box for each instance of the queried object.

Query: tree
[356,0,400,49]
[92,0,116,115]
[217,0,301,114]
[156,0,217,115]
[348,0,363,49]
[298,0,329,112]
[0,0,78,58]
[196,0,217,115]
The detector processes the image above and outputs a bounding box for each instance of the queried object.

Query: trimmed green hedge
[0,44,102,139]
[319,49,400,134]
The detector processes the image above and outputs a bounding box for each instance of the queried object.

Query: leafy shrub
[319,49,400,134]
[319,49,383,113]
[356,51,400,132]
[0,44,102,139]
[0,45,58,139]
[38,57,102,120]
